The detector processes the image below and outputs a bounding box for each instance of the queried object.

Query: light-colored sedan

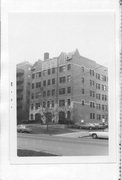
[89,129,108,139]
[17,125,32,133]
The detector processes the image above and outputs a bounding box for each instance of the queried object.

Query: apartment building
[17,61,32,124]
[29,49,108,124]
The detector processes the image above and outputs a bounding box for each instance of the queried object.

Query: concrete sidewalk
[53,131,89,138]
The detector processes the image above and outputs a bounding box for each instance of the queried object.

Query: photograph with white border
[8,11,118,164]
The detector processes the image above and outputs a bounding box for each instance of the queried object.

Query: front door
[59,111,65,124]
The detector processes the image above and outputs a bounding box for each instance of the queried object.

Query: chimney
[44,52,49,60]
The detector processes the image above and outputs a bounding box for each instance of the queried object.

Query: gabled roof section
[31,59,42,71]
[59,49,80,59]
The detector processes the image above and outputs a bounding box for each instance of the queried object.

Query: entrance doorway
[59,111,65,124]
[35,113,42,122]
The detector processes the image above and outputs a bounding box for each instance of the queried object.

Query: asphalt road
[17,133,108,156]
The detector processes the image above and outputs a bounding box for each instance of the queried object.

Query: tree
[44,112,52,131]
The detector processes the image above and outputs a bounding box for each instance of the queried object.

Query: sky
[8,12,115,67]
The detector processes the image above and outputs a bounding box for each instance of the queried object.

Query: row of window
[89,80,107,91]
[31,87,71,99]
[31,65,107,82]
[31,99,71,110]
[32,64,71,79]
[89,90,107,101]
[31,75,71,89]
[90,70,108,82]
[32,79,107,92]
[90,113,107,120]
[32,78,55,89]
[90,102,108,111]
[81,100,108,111]
[96,93,107,100]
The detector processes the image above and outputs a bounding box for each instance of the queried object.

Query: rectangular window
[82,100,85,106]
[102,105,104,111]
[59,100,65,107]
[43,101,46,108]
[90,102,95,108]
[96,83,100,89]
[32,83,34,89]
[90,102,92,107]
[67,99,71,106]
[102,94,104,100]
[47,101,50,108]
[35,103,40,109]
[52,78,55,84]
[36,92,39,98]
[97,114,101,120]
[39,82,41,87]
[67,87,71,94]
[31,104,33,110]
[48,69,51,75]
[90,80,94,86]
[105,105,108,111]
[31,93,34,99]
[47,79,51,85]
[52,101,54,107]
[93,113,95,119]
[36,82,41,88]
[102,85,107,91]
[59,65,65,73]
[39,72,41,77]
[47,90,50,96]
[81,67,84,72]
[36,73,39,78]
[59,88,65,95]
[90,69,94,76]
[67,75,71,82]
[93,91,95,97]
[59,76,66,83]
[32,73,35,79]
[43,80,46,86]
[90,113,92,119]
[90,113,95,119]
[96,104,99,109]
[36,82,38,88]
[52,67,55,74]
[96,73,100,80]
[96,93,101,100]
[52,89,55,96]
[43,91,46,97]
[105,95,107,101]
[67,64,71,70]
[102,75,107,81]
[90,90,92,96]
[43,70,46,76]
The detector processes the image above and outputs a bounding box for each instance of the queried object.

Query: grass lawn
[26,125,77,135]
[17,149,58,156]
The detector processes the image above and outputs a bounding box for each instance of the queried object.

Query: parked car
[17,125,32,133]
[89,129,108,139]
[79,123,96,130]
[68,123,81,129]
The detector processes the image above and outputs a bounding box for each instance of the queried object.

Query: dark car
[79,123,96,130]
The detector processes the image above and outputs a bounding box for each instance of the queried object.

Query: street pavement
[17,133,108,156]
[53,131,89,138]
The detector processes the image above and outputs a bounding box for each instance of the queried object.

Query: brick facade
[29,49,108,124]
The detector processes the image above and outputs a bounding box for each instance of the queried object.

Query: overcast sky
[8,12,115,67]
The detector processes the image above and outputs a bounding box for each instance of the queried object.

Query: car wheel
[92,133,97,139]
